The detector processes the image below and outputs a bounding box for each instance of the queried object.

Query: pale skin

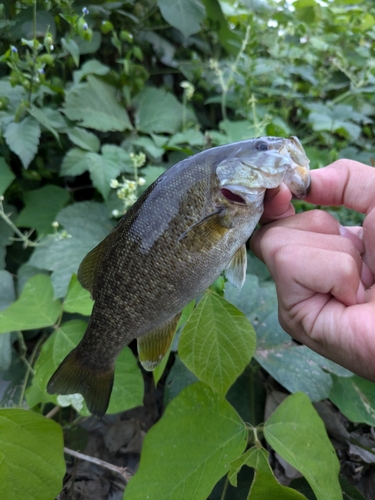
[250,159,375,381]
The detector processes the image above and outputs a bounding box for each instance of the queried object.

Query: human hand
[250,160,375,380]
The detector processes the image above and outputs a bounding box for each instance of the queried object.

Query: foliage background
[1,0,375,499]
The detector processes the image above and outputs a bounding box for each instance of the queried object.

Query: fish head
[215,136,310,206]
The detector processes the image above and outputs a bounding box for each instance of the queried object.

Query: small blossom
[51,221,59,228]
[112,209,120,217]
[50,44,54,51]
[82,7,89,14]
[180,80,195,100]
[110,179,119,188]
[83,22,88,30]
[38,68,45,74]
[138,177,146,186]
[11,46,18,53]
[0,195,4,202]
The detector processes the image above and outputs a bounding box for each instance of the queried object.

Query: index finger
[306,160,375,214]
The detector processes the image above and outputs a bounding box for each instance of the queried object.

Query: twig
[63,447,133,483]
[45,405,61,419]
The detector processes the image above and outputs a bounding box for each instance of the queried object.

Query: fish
[47,136,310,417]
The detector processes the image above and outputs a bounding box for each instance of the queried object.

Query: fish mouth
[221,188,246,204]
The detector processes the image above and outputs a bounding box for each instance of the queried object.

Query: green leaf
[225,275,351,401]
[0,408,65,500]
[0,271,16,369]
[230,447,307,499]
[28,105,63,143]
[63,274,93,316]
[0,275,62,334]
[28,201,113,298]
[67,127,100,152]
[329,374,375,426]
[123,382,247,500]
[60,147,90,177]
[61,37,80,66]
[157,0,206,38]
[168,129,205,147]
[73,59,110,84]
[264,393,341,500]
[0,158,15,196]
[29,320,144,415]
[0,203,15,270]
[179,291,256,397]
[16,185,70,235]
[4,117,41,169]
[134,87,184,134]
[64,75,132,132]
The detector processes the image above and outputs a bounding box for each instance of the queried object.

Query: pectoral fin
[179,208,232,243]
[137,314,181,371]
[225,244,247,290]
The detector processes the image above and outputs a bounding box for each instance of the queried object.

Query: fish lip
[220,184,265,206]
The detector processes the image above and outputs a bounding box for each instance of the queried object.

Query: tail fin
[47,347,114,418]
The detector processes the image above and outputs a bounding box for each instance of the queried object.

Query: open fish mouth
[279,136,311,199]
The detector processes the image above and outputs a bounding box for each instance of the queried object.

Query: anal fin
[137,314,181,371]
[225,244,247,290]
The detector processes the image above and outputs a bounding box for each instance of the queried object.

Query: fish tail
[47,347,114,419]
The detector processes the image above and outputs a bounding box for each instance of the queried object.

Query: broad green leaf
[230,447,307,499]
[329,374,375,426]
[28,105,62,142]
[64,75,132,132]
[16,185,70,235]
[202,0,241,55]
[28,201,113,298]
[0,158,15,196]
[0,274,62,334]
[73,58,110,84]
[264,393,341,500]
[168,129,205,147]
[63,274,93,316]
[67,127,100,152]
[157,0,206,38]
[134,87,184,134]
[30,320,144,415]
[61,37,80,66]
[0,409,65,500]
[179,292,256,396]
[225,275,351,401]
[0,351,25,408]
[123,382,247,500]
[0,271,16,370]
[132,136,165,159]
[0,203,15,270]
[60,147,90,176]
[4,117,41,169]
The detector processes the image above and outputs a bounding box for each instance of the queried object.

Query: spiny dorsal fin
[78,227,118,299]
[137,313,181,371]
[225,244,247,290]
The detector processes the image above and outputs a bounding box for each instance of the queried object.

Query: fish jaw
[279,136,311,199]
[216,136,311,202]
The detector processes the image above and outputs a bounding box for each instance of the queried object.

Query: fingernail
[339,225,365,253]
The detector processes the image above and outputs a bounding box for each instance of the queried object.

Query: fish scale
[47,136,310,417]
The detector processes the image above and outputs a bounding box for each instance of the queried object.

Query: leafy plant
[1,0,375,498]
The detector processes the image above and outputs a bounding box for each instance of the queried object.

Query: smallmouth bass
[47,136,310,417]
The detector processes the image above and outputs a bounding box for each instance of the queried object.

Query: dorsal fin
[78,227,118,299]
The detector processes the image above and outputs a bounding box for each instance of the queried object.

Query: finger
[305,160,375,214]
[260,183,294,224]
[254,226,365,285]
[363,209,375,275]
[251,210,365,255]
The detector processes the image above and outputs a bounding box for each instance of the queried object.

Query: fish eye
[256,142,269,151]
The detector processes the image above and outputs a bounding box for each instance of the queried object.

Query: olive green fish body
[47,137,310,417]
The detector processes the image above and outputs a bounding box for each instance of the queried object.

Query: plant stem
[0,198,40,248]
[220,476,229,500]
[18,333,45,407]
[63,447,133,482]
